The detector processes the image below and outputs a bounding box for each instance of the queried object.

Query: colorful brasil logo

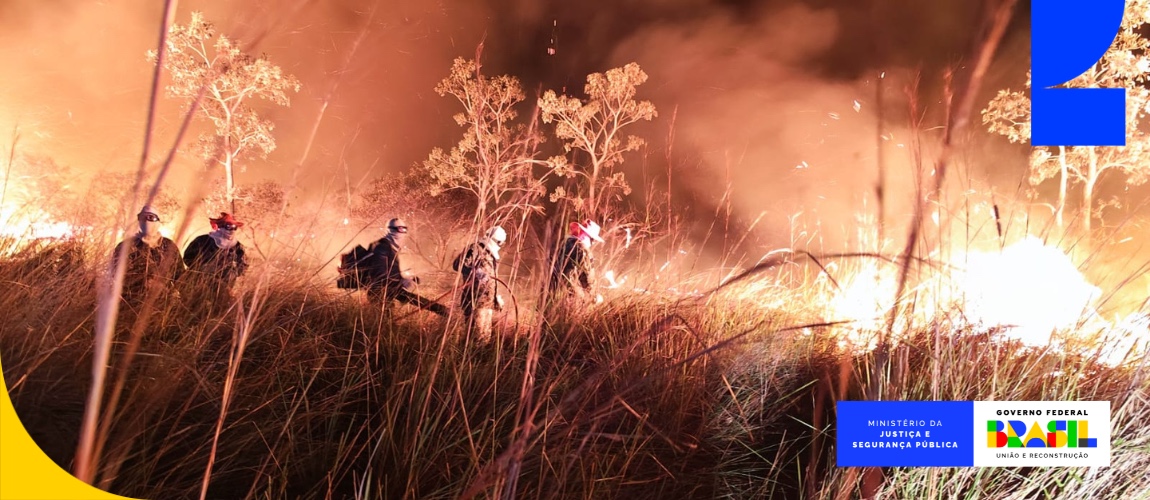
[987,420,1098,448]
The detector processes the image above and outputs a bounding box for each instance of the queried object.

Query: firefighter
[113,205,184,307]
[549,219,604,304]
[182,212,249,304]
[365,218,448,316]
[452,225,507,341]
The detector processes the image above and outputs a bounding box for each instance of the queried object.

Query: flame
[823,261,897,344]
[1101,313,1150,365]
[603,269,624,289]
[2,163,75,242]
[818,236,1116,353]
[1,203,75,241]
[955,236,1101,345]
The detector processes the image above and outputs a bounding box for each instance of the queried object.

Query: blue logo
[836,401,974,467]
[1031,0,1127,146]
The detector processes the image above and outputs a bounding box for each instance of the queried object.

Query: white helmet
[485,225,508,246]
[387,218,408,233]
[576,219,604,243]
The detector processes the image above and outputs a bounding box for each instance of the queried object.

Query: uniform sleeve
[552,239,575,286]
[471,248,493,285]
[485,251,499,290]
[367,241,383,280]
[390,244,406,282]
[452,247,467,274]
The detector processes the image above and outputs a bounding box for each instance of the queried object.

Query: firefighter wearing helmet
[550,219,604,304]
[183,212,249,308]
[452,225,508,341]
[114,205,184,307]
[365,218,448,316]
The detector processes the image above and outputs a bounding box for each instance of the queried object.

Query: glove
[494,294,505,311]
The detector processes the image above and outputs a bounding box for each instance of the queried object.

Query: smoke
[0,0,500,212]
[598,1,1034,257]
[0,1,160,170]
[0,0,1033,250]
[607,5,876,250]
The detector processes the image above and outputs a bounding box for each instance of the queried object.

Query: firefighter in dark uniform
[366,218,448,316]
[550,219,604,304]
[114,205,184,309]
[182,212,249,306]
[452,225,507,340]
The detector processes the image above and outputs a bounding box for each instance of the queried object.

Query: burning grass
[1,232,1148,499]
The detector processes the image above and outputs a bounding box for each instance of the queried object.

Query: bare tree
[423,55,551,224]
[539,62,657,219]
[202,179,288,231]
[149,12,300,209]
[982,0,1150,237]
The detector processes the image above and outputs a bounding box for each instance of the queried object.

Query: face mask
[139,219,159,237]
[210,226,236,239]
[388,231,406,246]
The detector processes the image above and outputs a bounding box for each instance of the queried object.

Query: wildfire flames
[593,223,1149,364]
[1,202,75,242]
[817,236,1147,364]
[956,236,1101,345]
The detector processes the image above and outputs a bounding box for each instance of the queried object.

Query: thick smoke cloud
[0,0,1033,252]
[608,3,905,250]
[600,1,1033,253]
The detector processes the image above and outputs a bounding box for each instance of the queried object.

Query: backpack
[337,244,372,289]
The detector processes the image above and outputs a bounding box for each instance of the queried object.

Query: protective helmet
[486,225,508,246]
[576,219,604,243]
[210,212,245,231]
[387,218,408,233]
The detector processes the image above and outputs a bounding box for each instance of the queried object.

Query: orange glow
[1,175,75,242]
[820,261,897,350]
[0,206,75,241]
[812,236,1138,357]
[954,236,1101,346]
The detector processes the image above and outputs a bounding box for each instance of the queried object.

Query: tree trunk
[588,156,599,219]
[476,190,487,226]
[224,151,236,214]
[222,114,236,214]
[1057,146,1067,228]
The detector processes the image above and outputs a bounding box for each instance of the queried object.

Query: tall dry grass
[1,230,1147,499]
